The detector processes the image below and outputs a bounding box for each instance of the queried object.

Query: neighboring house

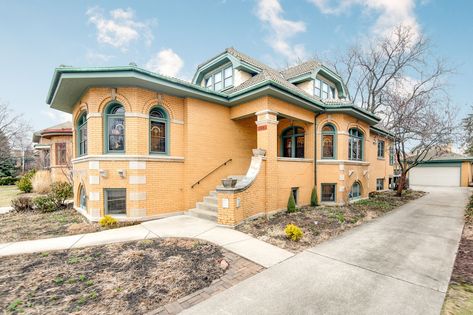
[32,122,73,182]
[408,151,473,187]
[46,48,394,226]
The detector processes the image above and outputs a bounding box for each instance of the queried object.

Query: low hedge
[0,176,18,186]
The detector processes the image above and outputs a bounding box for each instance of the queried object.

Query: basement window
[105,189,126,215]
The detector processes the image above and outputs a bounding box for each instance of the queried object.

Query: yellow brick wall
[38,134,72,183]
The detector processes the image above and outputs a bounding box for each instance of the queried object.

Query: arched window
[149,107,169,154]
[281,126,305,158]
[77,112,88,156]
[348,128,363,161]
[349,181,362,200]
[105,103,125,153]
[321,124,336,159]
[79,185,87,210]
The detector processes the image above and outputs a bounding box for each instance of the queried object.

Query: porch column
[255,110,279,213]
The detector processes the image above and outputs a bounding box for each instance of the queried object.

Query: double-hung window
[281,126,305,158]
[376,179,384,191]
[55,143,67,165]
[389,146,395,165]
[149,107,168,154]
[105,189,126,215]
[321,124,336,159]
[348,128,363,161]
[377,140,385,158]
[77,112,87,156]
[314,78,336,99]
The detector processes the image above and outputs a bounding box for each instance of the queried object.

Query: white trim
[255,109,279,116]
[89,192,100,201]
[171,119,184,125]
[129,176,146,185]
[129,161,146,170]
[277,157,313,163]
[255,119,279,126]
[317,159,370,166]
[89,161,100,170]
[87,112,102,118]
[89,176,99,185]
[72,154,184,163]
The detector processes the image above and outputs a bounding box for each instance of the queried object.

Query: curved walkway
[183,186,471,315]
[0,215,293,268]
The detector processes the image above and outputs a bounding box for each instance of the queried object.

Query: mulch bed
[442,194,473,314]
[237,190,426,252]
[0,238,227,314]
[0,209,136,243]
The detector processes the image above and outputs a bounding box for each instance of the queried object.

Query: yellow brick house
[46,48,394,226]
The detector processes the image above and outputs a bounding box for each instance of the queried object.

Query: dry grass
[442,195,473,315]
[0,208,137,243]
[0,238,225,314]
[0,186,21,207]
[237,190,426,252]
[31,170,52,194]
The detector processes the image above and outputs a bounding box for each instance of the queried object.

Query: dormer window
[314,78,336,99]
[205,66,233,91]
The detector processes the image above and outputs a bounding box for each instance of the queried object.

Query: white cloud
[86,7,153,51]
[41,109,71,124]
[310,0,420,38]
[256,0,308,64]
[145,49,184,78]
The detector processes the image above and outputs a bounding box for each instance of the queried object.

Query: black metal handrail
[191,158,232,189]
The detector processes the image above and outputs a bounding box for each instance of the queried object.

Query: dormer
[192,48,267,92]
[281,61,348,100]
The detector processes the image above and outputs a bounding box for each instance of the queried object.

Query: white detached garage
[409,163,461,187]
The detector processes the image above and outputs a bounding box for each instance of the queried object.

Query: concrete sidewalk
[0,215,293,268]
[183,186,471,315]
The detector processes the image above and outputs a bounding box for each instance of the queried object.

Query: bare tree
[332,25,430,114]
[384,66,457,196]
[462,106,473,155]
[0,101,32,174]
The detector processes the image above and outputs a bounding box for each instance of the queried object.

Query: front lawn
[0,208,135,243]
[442,194,473,315]
[0,238,225,314]
[0,186,21,207]
[237,190,426,252]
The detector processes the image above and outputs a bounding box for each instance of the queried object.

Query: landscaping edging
[147,251,264,315]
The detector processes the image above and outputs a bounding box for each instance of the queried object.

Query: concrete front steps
[187,175,245,222]
[187,190,218,221]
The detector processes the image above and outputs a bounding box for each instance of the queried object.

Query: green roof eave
[370,126,395,138]
[418,158,473,164]
[47,66,229,112]
[228,79,325,112]
[324,105,380,125]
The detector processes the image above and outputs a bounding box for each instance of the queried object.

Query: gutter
[314,112,321,194]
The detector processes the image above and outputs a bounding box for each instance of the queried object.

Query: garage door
[409,166,461,187]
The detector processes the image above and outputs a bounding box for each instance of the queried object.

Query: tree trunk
[396,171,407,197]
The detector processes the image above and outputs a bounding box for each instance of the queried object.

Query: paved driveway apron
[183,187,471,315]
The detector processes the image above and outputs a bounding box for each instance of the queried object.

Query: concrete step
[196,201,218,212]
[187,208,217,221]
[203,196,218,205]
[209,191,217,198]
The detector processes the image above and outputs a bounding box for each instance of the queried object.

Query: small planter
[222,178,237,188]
[252,148,266,157]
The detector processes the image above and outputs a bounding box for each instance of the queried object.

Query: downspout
[314,112,321,191]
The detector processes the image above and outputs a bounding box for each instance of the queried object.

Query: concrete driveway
[183,186,471,315]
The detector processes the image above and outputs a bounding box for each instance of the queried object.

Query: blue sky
[0,0,471,132]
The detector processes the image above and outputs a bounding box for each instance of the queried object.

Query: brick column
[255,110,279,214]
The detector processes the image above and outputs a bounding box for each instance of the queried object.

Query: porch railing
[191,158,232,189]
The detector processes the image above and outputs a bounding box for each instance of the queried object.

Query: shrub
[310,186,318,207]
[287,192,297,213]
[50,181,73,208]
[284,224,303,241]
[32,170,52,194]
[99,215,118,227]
[0,176,17,185]
[11,196,33,212]
[33,195,56,212]
[16,170,35,193]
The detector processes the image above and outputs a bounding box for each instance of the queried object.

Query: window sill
[277,157,313,163]
[377,157,385,160]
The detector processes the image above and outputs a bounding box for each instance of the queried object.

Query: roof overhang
[370,126,395,138]
[192,53,262,85]
[324,105,380,125]
[47,67,229,113]
[33,144,51,150]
